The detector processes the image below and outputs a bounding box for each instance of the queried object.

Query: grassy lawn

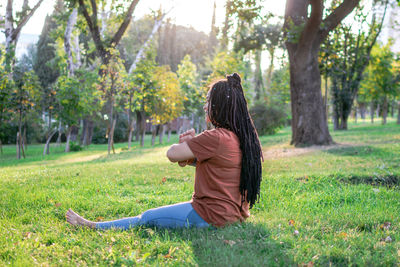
[1,120,400,266]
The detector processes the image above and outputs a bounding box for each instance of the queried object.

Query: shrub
[69,142,83,151]
[249,102,287,135]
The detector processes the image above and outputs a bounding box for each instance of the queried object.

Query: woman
[66,73,263,229]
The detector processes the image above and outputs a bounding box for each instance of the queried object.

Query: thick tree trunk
[23,122,27,151]
[382,96,388,125]
[391,99,395,118]
[80,118,87,145]
[339,114,348,130]
[135,111,142,142]
[287,49,332,145]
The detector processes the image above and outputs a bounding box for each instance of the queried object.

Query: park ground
[0,119,400,266]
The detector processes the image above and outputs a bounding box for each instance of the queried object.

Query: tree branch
[11,0,44,41]
[110,0,140,47]
[78,0,105,59]
[318,0,360,43]
[297,0,323,53]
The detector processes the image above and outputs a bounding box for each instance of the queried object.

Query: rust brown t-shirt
[186,128,250,227]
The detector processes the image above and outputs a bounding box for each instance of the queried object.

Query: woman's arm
[166,142,195,162]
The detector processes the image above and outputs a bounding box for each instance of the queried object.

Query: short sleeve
[186,129,220,162]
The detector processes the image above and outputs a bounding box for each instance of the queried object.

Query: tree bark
[43,130,57,156]
[151,124,157,146]
[254,49,264,100]
[382,96,388,125]
[370,102,374,123]
[65,127,72,152]
[159,124,166,144]
[167,122,172,142]
[397,101,400,124]
[128,116,135,149]
[56,121,62,145]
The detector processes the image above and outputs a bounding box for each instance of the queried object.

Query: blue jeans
[96,202,209,230]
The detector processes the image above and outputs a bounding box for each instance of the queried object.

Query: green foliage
[249,101,287,135]
[56,68,100,126]
[267,64,291,106]
[177,55,201,116]
[151,65,183,124]
[69,141,83,151]
[360,42,400,100]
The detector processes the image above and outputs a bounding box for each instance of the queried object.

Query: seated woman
[66,73,263,229]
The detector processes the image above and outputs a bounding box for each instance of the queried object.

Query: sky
[4,0,286,36]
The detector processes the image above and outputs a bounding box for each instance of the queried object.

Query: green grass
[1,120,400,266]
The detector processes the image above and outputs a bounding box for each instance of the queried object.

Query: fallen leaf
[223,240,236,246]
[339,232,348,239]
[96,216,104,221]
[289,219,295,226]
[162,177,167,183]
[55,203,61,207]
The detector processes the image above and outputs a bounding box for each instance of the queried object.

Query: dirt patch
[263,143,356,159]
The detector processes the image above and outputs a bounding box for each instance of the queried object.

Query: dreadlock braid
[208,73,263,209]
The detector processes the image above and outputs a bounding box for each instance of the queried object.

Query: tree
[321,1,388,130]
[177,55,203,132]
[283,0,360,146]
[5,0,44,73]
[360,42,400,124]
[10,65,41,159]
[151,65,183,145]
[72,0,140,155]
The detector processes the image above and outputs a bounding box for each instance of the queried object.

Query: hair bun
[227,73,241,86]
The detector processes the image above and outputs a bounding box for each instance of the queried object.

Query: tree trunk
[287,49,332,145]
[80,118,87,145]
[151,124,157,146]
[56,121,62,145]
[359,103,366,119]
[339,114,348,130]
[16,132,20,159]
[254,49,264,100]
[391,99,395,118]
[397,101,400,124]
[109,118,116,154]
[135,111,142,142]
[87,119,94,145]
[382,96,388,125]
[65,127,72,152]
[370,102,375,123]
[0,139,3,155]
[159,124,166,144]
[167,122,172,142]
[23,121,27,151]
[265,47,275,91]
[128,116,135,150]
[43,130,57,156]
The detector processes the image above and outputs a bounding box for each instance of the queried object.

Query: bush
[69,142,83,151]
[249,102,287,135]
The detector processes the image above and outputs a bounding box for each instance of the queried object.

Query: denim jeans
[96,202,209,230]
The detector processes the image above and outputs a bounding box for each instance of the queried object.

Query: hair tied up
[227,73,241,87]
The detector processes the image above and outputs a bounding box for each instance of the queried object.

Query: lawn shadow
[337,174,400,188]
[159,223,296,266]
[324,145,399,159]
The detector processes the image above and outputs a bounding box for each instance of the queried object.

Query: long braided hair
[207,73,263,209]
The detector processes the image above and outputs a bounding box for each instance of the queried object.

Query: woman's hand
[179,129,195,143]
[177,129,196,166]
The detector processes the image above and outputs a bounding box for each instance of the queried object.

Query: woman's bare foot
[66,209,96,229]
